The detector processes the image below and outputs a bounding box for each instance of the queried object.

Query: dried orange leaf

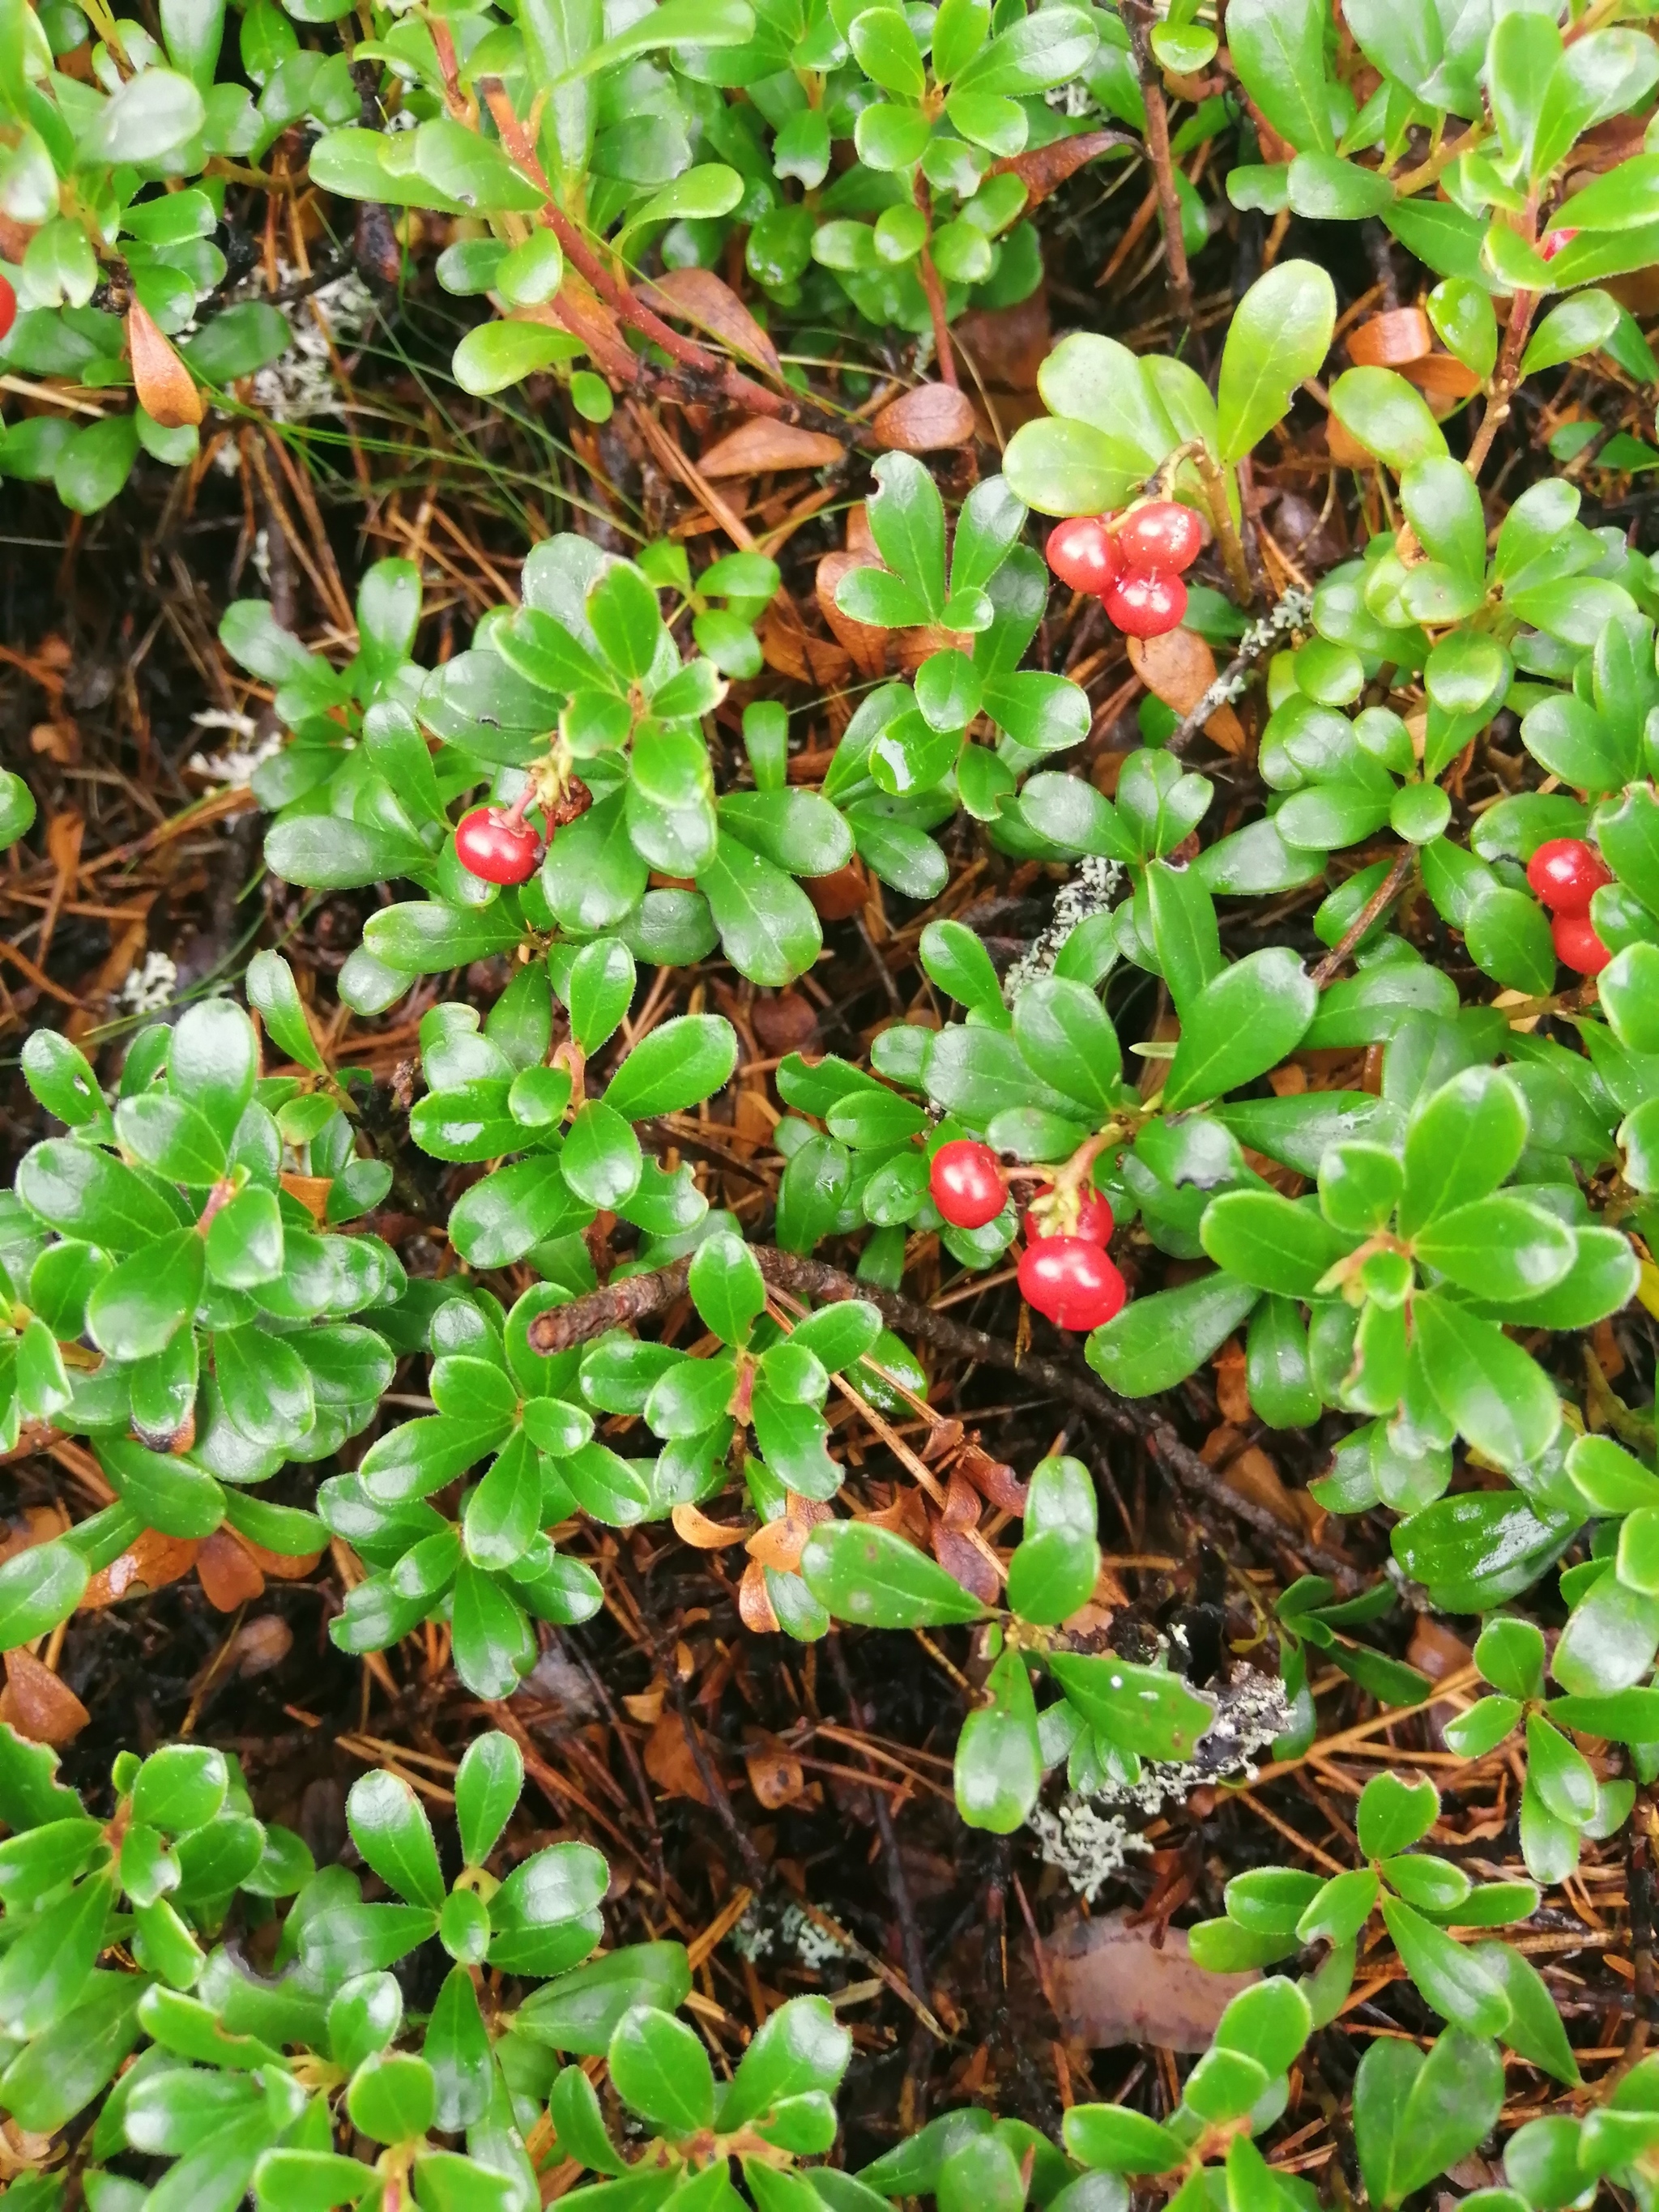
[0,1648,91,1747]
[1347,306,1432,369]
[642,266,781,378]
[80,1529,200,1609]
[128,300,204,429]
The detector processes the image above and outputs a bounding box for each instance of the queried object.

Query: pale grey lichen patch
[1002,853,1123,1004]
[1033,1669,1291,1899]
[116,950,180,1015]
[1030,1801,1152,1902]
[729,1898,851,1970]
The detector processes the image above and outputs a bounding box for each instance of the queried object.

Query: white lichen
[1030,1801,1151,1902]
[116,950,179,1015]
[1032,1669,1292,1899]
[187,709,281,788]
[1002,853,1123,1004]
[200,265,378,433]
[728,1899,851,1969]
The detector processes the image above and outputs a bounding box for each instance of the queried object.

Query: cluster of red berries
[455,806,543,884]
[929,1140,1128,1332]
[1044,499,1203,640]
[0,273,15,344]
[1525,837,1614,976]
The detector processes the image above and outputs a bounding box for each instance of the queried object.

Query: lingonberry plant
[19,0,1659,2201]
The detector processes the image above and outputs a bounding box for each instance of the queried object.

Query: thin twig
[1309,846,1417,987]
[1121,0,1198,352]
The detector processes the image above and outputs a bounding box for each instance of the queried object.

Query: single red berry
[1526,837,1612,916]
[1540,227,1579,262]
[1553,910,1612,977]
[1113,500,1205,574]
[455,806,540,885]
[1023,1191,1115,1247]
[1102,569,1187,639]
[1046,515,1123,596]
[1018,1237,1127,1332]
[929,1140,1007,1230]
[0,273,15,343]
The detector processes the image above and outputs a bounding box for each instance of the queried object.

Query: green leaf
[1163,946,1316,1109]
[954,1646,1042,1834]
[1217,261,1336,464]
[864,452,947,618]
[1358,1771,1437,1857]
[246,950,325,1073]
[1521,290,1621,377]
[84,1223,205,1361]
[454,318,583,396]
[561,1102,642,1209]
[800,1523,987,1628]
[97,1437,225,1541]
[1062,2103,1186,2176]
[603,1015,737,1121]
[1414,1195,1574,1301]
[1047,1651,1213,1761]
[1399,1068,1528,1235]
[1225,0,1332,153]
[1328,367,1448,468]
[348,2051,437,2146]
[0,1539,89,1650]
[1412,1293,1561,1472]
[610,2003,714,2136]
[1380,1899,1510,2036]
[1086,1270,1259,1396]
[1200,1191,1354,1298]
[689,1230,766,1348]
[347,1771,445,1912]
[697,836,821,988]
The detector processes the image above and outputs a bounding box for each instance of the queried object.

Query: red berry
[1102,569,1187,639]
[456,806,540,885]
[1526,837,1611,916]
[1113,501,1204,574]
[1017,1237,1127,1332]
[929,1140,1006,1230]
[1540,228,1578,262]
[1553,910,1612,977]
[1046,516,1123,596]
[1023,1191,1115,1247]
[0,274,14,344]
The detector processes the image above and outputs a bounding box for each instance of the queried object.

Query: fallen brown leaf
[1046,1911,1259,2051]
[873,382,977,452]
[701,420,845,477]
[1127,627,1246,753]
[80,1528,201,1608]
[644,1708,716,1805]
[745,1737,808,1809]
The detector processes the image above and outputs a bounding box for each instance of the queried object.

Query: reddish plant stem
[477,79,821,428]
[1122,0,1197,352]
[911,174,959,390]
[1464,283,1540,479]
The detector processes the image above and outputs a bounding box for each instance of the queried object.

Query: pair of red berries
[456,805,542,885]
[1525,837,1614,977]
[929,1140,1128,1332]
[1045,499,1202,641]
